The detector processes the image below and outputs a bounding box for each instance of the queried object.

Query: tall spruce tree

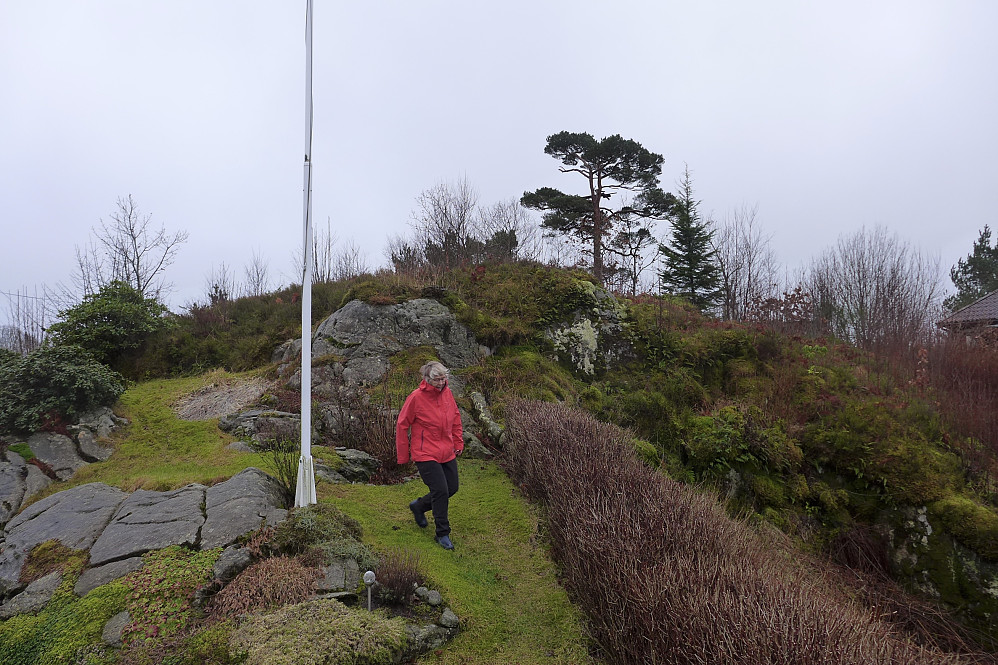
[658,166,721,312]
[521,131,674,285]
[945,225,998,312]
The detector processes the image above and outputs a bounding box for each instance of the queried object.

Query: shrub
[229,598,408,665]
[0,344,124,434]
[121,546,219,644]
[505,400,965,664]
[271,503,364,555]
[374,547,425,607]
[47,281,168,371]
[208,556,320,620]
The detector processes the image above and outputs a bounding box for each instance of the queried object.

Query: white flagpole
[295,0,317,508]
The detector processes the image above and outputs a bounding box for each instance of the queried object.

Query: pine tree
[658,166,721,312]
[945,225,998,312]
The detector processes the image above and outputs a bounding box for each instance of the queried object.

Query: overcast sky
[2,1,996,317]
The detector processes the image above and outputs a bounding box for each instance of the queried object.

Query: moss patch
[230,598,408,665]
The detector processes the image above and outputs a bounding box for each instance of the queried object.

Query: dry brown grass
[505,400,988,665]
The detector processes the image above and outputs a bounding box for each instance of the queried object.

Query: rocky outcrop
[544,280,631,377]
[0,468,287,609]
[277,298,486,389]
[26,432,88,480]
[89,484,207,565]
[201,468,288,549]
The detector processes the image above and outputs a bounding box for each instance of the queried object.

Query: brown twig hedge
[505,400,984,665]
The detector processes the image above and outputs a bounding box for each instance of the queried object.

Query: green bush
[271,503,364,555]
[0,344,125,434]
[47,281,168,371]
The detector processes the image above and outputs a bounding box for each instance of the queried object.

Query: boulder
[334,448,380,483]
[544,280,632,377]
[212,546,253,584]
[316,557,360,593]
[0,571,62,619]
[27,432,88,480]
[76,429,114,462]
[225,441,255,453]
[89,484,207,565]
[0,483,126,594]
[74,557,144,596]
[438,607,459,629]
[74,407,127,440]
[461,432,492,460]
[102,610,130,647]
[201,468,288,549]
[314,463,348,484]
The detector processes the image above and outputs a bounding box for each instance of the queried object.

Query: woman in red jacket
[396,361,464,550]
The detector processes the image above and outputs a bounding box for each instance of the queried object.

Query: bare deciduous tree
[475,198,544,263]
[412,177,480,270]
[805,225,942,353]
[293,217,339,284]
[72,195,188,300]
[332,239,369,281]
[204,262,237,305]
[607,212,659,296]
[712,205,781,320]
[0,287,47,354]
[243,249,271,297]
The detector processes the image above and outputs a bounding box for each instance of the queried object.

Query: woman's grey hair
[420,361,448,381]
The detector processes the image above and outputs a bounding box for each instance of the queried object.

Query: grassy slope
[10,373,592,664]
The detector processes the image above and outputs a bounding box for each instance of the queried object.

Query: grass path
[323,461,593,664]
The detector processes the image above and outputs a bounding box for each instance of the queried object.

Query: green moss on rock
[930,496,998,560]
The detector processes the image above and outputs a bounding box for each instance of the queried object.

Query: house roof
[939,289,998,328]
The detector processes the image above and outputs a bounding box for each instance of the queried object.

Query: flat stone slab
[76,430,114,462]
[89,484,207,566]
[27,432,88,480]
[0,571,63,619]
[201,467,288,549]
[0,483,125,593]
[74,556,144,596]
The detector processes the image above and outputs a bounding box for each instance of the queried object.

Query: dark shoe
[409,500,428,528]
[436,535,454,550]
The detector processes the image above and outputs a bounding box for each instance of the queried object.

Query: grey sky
[2,1,996,314]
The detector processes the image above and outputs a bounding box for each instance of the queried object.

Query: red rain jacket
[396,380,464,464]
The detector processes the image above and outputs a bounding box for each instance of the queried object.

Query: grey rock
[470,392,505,448]
[342,355,390,386]
[75,407,127,440]
[438,607,459,629]
[405,623,452,652]
[27,432,88,480]
[23,464,52,505]
[272,338,302,364]
[0,571,62,619]
[75,557,144,596]
[316,560,346,592]
[426,589,443,606]
[226,441,255,453]
[461,432,493,460]
[343,557,360,590]
[76,429,114,462]
[218,409,298,437]
[334,448,380,482]
[102,610,131,647]
[415,586,429,601]
[89,484,206,566]
[315,463,348,484]
[544,281,632,377]
[213,546,253,584]
[0,483,126,594]
[201,467,288,549]
[0,451,27,527]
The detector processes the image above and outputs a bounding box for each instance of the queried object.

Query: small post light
[363,570,376,611]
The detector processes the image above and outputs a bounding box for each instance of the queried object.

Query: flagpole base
[294,455,317,507]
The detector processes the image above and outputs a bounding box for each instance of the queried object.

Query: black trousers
[413,458,459,537]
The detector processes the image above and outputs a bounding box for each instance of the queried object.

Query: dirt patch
[174,378,269,421]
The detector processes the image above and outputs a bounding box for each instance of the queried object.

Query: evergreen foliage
[0,344,124,433]
[946,225,998,312]
[658,167,722,311]
[522,131,674,285]
[47,280,168,370]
